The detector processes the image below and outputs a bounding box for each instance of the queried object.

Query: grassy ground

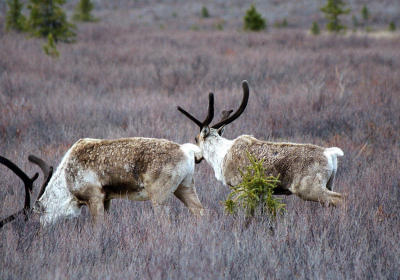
[1,2,400,279]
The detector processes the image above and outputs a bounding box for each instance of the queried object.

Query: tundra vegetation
[224,152,285,218]
[0,0,399,279]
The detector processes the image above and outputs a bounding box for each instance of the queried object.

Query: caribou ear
[217,126,225,136]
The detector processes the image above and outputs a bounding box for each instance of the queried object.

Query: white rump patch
[324,147,344,157]
[324,147,344,173]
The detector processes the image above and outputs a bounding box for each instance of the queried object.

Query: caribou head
[177,81,249,177]
[0,155,53,228]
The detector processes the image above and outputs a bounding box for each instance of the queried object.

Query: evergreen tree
[5,0,27,32]
[310,21,320,35]
[224,153,284,218]
[27,0,76,42]
[361,5,369,22]
[43,33,59,57]
[388,21,396,32]
[320,0,350,32]
[244,5,266,31]
[201,6,209,18]
[73,0,96,22]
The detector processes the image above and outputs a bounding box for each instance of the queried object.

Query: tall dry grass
[1,7,399,279]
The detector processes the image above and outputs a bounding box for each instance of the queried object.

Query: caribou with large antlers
[178,81,344,206]
[1,137,203,227]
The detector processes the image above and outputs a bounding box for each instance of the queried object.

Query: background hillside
[0,1,399,279]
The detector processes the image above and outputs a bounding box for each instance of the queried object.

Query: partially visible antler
[177,81,249,130]
[177,93,214,130]
[211,80,249,129]
[0,156,39,228]
[0,155,53,229]
[220,110,234,122]
[28,155,53,201]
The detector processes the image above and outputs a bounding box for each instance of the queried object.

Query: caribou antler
[220,110,234,121]
[0,156,39,228]
[177,81,249,130]
[0,155,53,229]
[211,80,249,129]
[28,155,53,201]
[177,93,214,130]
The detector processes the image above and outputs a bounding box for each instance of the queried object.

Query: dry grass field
[0,1,399,279]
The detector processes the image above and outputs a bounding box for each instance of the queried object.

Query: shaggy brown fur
[223,135,342,205]
[39,137,204,224]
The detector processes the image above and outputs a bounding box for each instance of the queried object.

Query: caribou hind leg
[291,173,343,206]
[174,176,204,216]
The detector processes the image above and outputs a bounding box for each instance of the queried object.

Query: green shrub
[27,0,76,42]
[224,152,285,218]
[244,5,266,31]
[214,21,224,30]
[5,0,27,32]
[310,21,320,35]
[201,6,209,18]
[361,4,370,31]
[73,0,97,22]
[361,5,369,21]
[321,0,350,32]
[43,33,59,57]
[388,21,396,32]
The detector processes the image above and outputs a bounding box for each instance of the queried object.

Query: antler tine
[211,80,249,129]
[0,209,26,229]
[177,106,203,127]
[28,155,53,201]
[0,156,38,192]
[177,92,215,130]
[201,93,214,128]
[220,110,234,121]
[0,156,39,228]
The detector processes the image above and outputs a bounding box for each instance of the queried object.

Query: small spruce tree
[311,21,320,35]
[73,0,97,22]
[201,6,209,18]
[320,0,350,32]
[27,0,76,42]
[361,4,370,31]
[388,21,396,32]
[5,0,27,32]
[244,4,266,31]
[43,33,59,57]
[224,152,285,218]
[361,4,369,22]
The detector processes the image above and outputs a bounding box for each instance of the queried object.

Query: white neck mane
[39,147,80,225]
[202,136,233,184]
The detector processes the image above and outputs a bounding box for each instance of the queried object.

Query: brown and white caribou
[177,81,344,206]
[1,137,204,227]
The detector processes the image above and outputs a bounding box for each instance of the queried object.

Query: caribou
[177,81,344,206]
[1,137,204,227]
